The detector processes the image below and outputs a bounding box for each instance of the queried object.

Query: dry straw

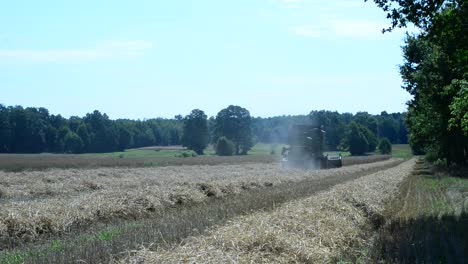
[123,159,415,263]
[0,159,400,244]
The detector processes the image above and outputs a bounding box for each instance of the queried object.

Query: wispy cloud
[292,19,385,39]
[0,40,153,64]
[278,0,385,39]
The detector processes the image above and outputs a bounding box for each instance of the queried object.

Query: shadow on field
[372,158,468,264]
[375,212,468,264]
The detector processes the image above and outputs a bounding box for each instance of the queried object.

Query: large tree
[214,105,253,155]
[368,0,468,164]
[182,109,209,155]
[346,122,369,156]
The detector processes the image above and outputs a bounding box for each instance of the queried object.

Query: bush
[424,147,439,163]
[176,150,198,158]
[433,158,448,168]
[378,138,392,154]
[216,137,235,156]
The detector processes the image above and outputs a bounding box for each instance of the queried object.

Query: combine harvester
[281,125,342,169]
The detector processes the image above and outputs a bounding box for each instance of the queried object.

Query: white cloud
[0,40,153,64]
[291,19,385,39]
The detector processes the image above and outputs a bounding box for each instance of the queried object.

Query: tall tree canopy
[214,105,253,155]
[182,109,209,155]
[368,0,468,164]
[346,122,370,156]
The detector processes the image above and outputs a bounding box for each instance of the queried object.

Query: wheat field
[0,159,400,246]
[122,159,416,263]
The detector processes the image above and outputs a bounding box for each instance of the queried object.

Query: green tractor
[281,125,342,169]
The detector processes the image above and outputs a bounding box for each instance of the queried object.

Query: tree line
[252,111,407,150]
[0,104,407,155]
[366,0,467,165]
[0,105,182,153]
[185,107,407,156]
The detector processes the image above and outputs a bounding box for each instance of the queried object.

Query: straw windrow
[0,160,400,247]
[122,159,415,263]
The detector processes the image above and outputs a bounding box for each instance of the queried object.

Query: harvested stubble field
[0,158,397,249]
[372,160,468,262]
[123,158,416,264]
[0,154,276,172]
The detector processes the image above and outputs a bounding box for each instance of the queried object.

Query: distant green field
[85,143,412,159]
[85,148,185,159]
[85,144,287,158]
[391,144,413,159]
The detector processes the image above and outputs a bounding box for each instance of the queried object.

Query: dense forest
[0,105,182,153]
[0,104,407,154]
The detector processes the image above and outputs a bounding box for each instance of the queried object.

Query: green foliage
[341,122,380,156]
[362,126,378,152]
[365,0,456,32]
[433,158,448,168]
[50,240,62,251]
[346,122,369,156]
[215,136,235,156]
[391,144,413,159]
[63,131,83,153]
[117,126,132,151]
[175,150,198,158]
[0,104,409,157]
[214,105,253,155]
[97,229,120,242]
[370,0,468,165]
[448,80,468,135]
[378,138,392,154]
[182,109,209,155]
[0,252,26,264]
[0,106,183,154]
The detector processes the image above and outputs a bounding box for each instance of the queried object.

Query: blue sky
[0,0,412,119]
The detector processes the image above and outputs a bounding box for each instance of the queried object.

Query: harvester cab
[281,124,342,169]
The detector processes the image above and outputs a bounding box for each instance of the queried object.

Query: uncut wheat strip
[0,159,401,242]
[124,159,415,264]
